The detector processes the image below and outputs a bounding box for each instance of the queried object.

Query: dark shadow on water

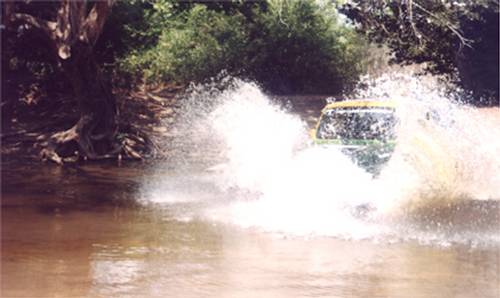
[398,199,500,241]
[1,161,156,213]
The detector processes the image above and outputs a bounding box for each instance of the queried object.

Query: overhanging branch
[408,0,426,45]
[412,1,473,48]
[9,13,56,39]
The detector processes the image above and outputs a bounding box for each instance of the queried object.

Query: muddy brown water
[1,162,499,298]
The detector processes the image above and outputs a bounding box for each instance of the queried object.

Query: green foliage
[121,4,249,83]
[120,0,369,94]
[3,0,371,96]
[246,0,368,94]
[341,0,499,105]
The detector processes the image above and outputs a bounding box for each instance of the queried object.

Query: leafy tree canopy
[119,0,369,95]
[340,0,499,105]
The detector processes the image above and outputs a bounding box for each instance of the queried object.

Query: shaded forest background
[1,0,499,162]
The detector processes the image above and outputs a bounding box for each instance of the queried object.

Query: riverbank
[1,84,185,163]
[2,84,498,165]
[1,86,330,164]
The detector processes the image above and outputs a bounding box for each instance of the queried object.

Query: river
[2,77,500,297]
[1,160,499,298]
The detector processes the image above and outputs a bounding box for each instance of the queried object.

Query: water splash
[146,75,500,247]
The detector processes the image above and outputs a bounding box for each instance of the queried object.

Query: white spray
[147,75,500,246]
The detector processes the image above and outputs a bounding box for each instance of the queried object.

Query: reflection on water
[1,163,499,298]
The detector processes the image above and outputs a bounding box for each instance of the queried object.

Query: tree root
[39,122,158,165]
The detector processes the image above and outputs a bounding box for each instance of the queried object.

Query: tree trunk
[55,41,118,158]
[5,1,152,163]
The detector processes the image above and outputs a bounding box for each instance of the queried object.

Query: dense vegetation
[1,0,499,162]
[3,0,370,97]
[341,0,499,105]
[5,0,497,100]
[114,0,368,95]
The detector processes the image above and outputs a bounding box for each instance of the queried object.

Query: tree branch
[54,0,87,59]
[8,13,56,39]
[81,0,115,47]
[412,1,473,48]
[408,0,426,45]
[55,0,72,59]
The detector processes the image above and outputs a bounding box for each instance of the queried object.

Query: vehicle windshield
[317,107,397,141]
